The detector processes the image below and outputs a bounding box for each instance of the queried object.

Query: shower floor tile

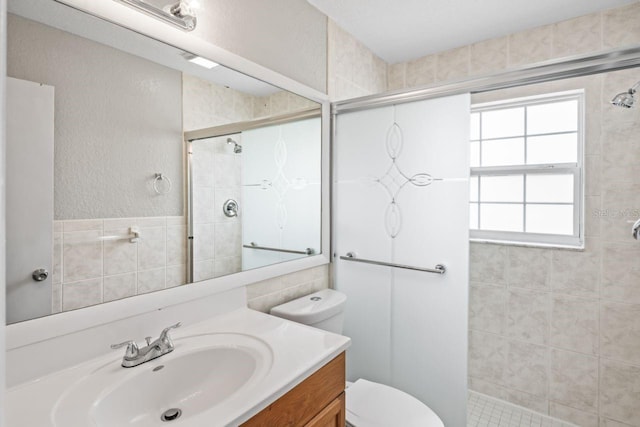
[467,391,577,427]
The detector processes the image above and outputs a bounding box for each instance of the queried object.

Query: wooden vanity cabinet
[241,352,346,427]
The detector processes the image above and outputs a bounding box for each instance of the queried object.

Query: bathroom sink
[52,333,273,426]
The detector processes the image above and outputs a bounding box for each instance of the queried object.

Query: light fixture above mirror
[113,0,197,31]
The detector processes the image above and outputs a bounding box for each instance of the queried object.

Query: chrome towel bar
[243,242,315,255]
[339,252,446,274]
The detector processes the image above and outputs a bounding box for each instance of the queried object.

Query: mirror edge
[7,1,331,350]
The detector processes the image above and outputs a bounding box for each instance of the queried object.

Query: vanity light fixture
[113,0,197,31]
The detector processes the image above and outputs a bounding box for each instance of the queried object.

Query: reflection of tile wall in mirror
[182,74,318,131]
[52,217,186,313]
[190,135,243,283]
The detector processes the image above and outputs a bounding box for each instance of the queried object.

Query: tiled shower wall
[190,135,243,282]
[386,3,640,426]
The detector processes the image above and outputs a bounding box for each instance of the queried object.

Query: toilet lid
[345,379,444,427]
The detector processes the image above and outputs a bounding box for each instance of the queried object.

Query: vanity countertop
[6,308,351,427]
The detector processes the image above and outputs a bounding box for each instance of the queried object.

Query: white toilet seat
[345,379,444,427]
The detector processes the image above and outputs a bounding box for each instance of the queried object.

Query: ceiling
[308,0,638,64]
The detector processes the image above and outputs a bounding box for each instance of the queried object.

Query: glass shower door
[334,94,470,427]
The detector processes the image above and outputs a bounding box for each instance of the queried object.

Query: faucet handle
[160,322,181,337]
[159,322,181,346]
[111,340,139,358]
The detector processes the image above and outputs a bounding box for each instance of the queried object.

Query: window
[470,90,584,248]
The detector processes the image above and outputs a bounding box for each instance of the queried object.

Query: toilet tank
[269,289,347,334]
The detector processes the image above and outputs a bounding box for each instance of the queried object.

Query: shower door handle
[632,219,640,240]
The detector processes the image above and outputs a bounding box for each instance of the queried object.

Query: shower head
[611,81,640,108]
[227,138,242,154]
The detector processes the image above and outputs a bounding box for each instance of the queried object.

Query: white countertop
[6,308,351,427]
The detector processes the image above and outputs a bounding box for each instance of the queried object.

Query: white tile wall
[189,136,243,282]
[53,216,186,312]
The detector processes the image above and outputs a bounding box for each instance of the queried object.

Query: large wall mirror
[6,0,326,324]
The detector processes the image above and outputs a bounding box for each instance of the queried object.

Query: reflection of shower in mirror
[227,138,243,154]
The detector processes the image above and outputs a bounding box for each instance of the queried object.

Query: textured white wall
[7,15,183,220]
[195,0,327,93]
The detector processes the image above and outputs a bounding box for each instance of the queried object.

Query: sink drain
[161,408,182,422]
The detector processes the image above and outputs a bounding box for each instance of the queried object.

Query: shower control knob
[223,199,239,217]
[32,268,49,282]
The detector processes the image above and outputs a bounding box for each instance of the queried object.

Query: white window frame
[470,90,585,249]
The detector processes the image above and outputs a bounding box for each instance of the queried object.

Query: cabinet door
[241,353,345,427]
[305,393,345,427]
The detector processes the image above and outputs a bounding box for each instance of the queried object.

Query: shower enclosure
[186,112,322,283]
[333,94,470,427]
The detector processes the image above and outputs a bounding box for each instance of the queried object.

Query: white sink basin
[7,308,351,427]
[52,333,273,426]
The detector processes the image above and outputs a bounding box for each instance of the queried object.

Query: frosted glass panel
[482,138,524,166]
[527,100,578,135]
[470,176,479,201]
[482,107,524,139]
[470,203,479,229]
[480,175,523,202]
[527,133,578,164]
[470,140,480,167]
[480,203,523,231]
[242,117,321,270]
[527,174,574,203]
[470,112,480,140]
[526,204,574,235]
[334,94,470,427]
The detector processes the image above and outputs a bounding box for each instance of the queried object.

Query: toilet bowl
[270,289,444,427]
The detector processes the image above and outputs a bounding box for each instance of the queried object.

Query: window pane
[470,176,479,201]
[526,204,574,235]
[470,140,480,167]
[527,133,578,164]
[482,107,524,139]
[470,203,479,229]
[482,138,524,166]
[480,175,524,202]
[526,174,574,203]
[527,100,578,135]
[480,203,523,232]
[470,113,480,140]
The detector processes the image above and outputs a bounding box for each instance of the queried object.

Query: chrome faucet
[111,322,181,368]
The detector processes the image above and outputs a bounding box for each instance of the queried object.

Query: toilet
[270,289,445,427]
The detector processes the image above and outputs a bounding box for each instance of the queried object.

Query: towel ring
[153,173,172,195]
